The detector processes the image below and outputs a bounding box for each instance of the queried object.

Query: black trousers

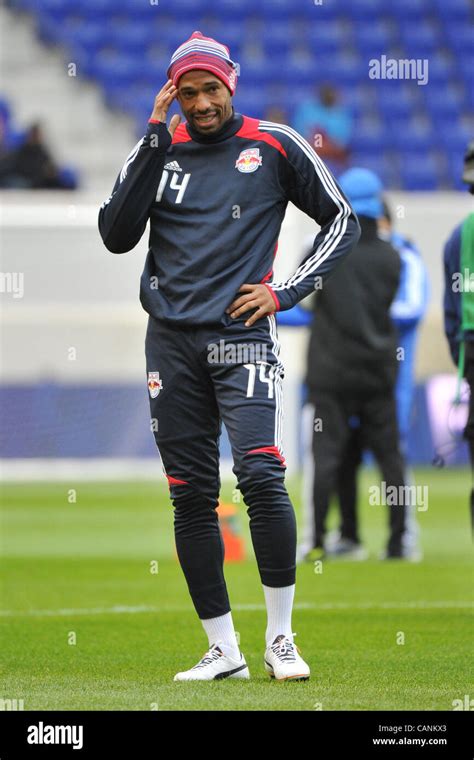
[336,426,363,543]
[145,314,297,619]
[311,388,406,556]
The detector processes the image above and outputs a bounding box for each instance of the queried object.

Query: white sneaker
[173,642,250,682]
[264,634,310,681]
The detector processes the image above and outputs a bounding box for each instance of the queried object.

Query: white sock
[201,612,240,659]
[263,584,295,647]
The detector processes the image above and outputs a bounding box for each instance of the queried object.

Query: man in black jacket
[306,168,406,559]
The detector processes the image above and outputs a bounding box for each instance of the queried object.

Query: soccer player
[99,31,360,682]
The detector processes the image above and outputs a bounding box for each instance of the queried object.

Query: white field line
[0,601,472,618]
[0,458,235,481]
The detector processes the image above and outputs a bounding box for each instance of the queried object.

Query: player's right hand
[150,79,181,138]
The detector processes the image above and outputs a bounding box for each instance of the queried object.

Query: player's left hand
[226,283,277,327]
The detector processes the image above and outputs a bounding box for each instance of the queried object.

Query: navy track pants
[145,314,297,619]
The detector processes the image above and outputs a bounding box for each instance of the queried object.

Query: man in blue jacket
[98,31,360,682]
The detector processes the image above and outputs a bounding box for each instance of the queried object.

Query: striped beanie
[167,31,238,95]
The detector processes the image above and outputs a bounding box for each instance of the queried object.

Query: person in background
[443,140,474,533]
[0,122,76,189]
[292,84,352,173]
[302,168,406,561]
[324,199,429,561]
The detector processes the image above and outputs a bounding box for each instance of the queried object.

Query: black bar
[0,710,472,757]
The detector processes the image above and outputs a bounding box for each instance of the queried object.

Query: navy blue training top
[99,108,360,326]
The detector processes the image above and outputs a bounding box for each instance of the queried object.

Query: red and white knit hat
[167,31,238,95]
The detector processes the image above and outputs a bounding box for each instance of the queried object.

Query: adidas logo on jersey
[164,161,182,172]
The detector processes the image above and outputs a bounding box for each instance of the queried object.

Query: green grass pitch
[1,468,472,711]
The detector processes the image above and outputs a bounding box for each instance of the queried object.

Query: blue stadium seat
[296,1,340,20]
[353,23,395,56]
[423,87,463,121]
[238,58,276,88]
[35,12,63,45]
[33,0,74,22]
[390,121,435,153]
[59,22,110,57]
[233,87,273,119]
[463,75,474,110]
[119,0,163,18]
[127,88,158,119]
[458,55,474,89]
[278,58,321,88]
[212,0,256,18]
[400,153,440,190]
[91,54,155,90]
[261,37,292,58]
[447,152,468,190]
[376,90,414,121]
[349,152,400,189]
[74,0,118,22]
[337,0,385,20]
[398,22,440,56]
[16,0,471,191]
[321,56,366,87]
[424,58,455,86]
[109,22,157,56]
[352,118,387,153]
[260,0,294,19]
[439,124,472,155]
[305,21,349,56]
[258,19,301,46]
[386,0,429,21]
[432,0,470,22]
[444,24,474,56]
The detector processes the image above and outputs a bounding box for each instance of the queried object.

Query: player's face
[177,71,232,134]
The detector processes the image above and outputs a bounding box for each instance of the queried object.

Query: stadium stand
[3,0,473,189]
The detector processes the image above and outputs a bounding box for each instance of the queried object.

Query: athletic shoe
[264,634,310,681]
[325,537,368,560]
[173,641,250,682]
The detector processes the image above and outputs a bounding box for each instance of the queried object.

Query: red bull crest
[235,148,263,174]
[148,371,163,399]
